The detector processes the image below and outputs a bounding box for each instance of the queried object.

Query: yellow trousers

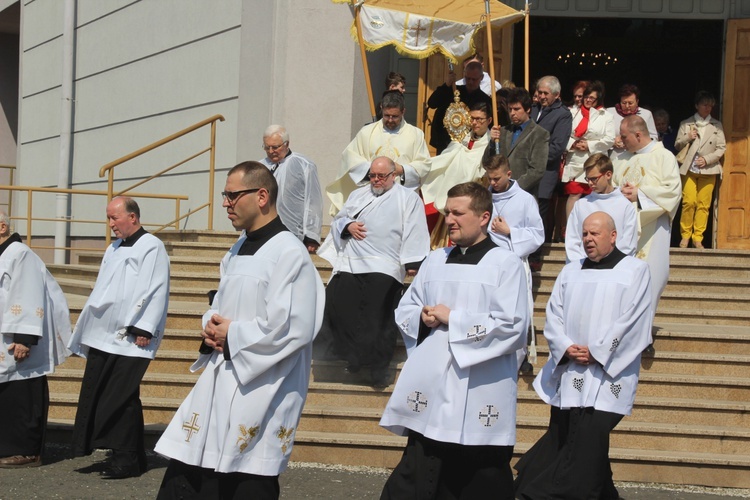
[679,171,716,243]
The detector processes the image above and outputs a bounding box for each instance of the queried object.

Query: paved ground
[1,444,748,499]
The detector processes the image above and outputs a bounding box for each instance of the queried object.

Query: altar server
[380,182,528,499]
[69,197,170,479]
[155,162,324,499]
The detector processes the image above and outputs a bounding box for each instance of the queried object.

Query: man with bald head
[612,115,681,338]
[514,211,653,500]
[69,196,170,479]
[318,156,429,387]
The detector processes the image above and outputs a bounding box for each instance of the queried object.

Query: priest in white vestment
[380,182,528,499]
[566,153,638,263]
[69,197,170,479]
[326,91,431,215]
[612,116,681,327]
[317,157,429,387]
[259,125,323,252]
[156,162,324,499]
[514,212,653,500]
[422,102,492,240]
[0,213,71,468]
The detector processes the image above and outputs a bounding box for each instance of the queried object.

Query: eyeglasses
[585,174,604,184]
[367,171,395,180]
[262,142,288,152]
[221,188,260,202]
[469,116,488,122]
[583,95,597,102]
[574,94,583,100]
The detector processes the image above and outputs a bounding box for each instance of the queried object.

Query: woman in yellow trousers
[674,91,726,249]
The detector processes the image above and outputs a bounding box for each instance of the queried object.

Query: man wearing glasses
[422,102,494,238]
[327,91,431,215]
[565,153,638,263]
[318,157,429,388]
[259,125,323,253]
[156,162,324,498]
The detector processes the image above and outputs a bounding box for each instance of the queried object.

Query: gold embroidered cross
[182,413,201,442]
[410,20,427,45]
[10,304,22,316]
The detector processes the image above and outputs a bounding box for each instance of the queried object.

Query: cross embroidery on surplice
[407,391,428,413]
[478,405,500,427]
[467,324,486,342]
[182,413,201,442]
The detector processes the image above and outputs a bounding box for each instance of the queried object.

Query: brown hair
[447,182,492,216]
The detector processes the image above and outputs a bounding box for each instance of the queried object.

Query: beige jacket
[674,115,726,176]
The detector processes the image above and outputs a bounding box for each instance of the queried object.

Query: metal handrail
[0,164,15,217]
[0,185,187,250]
[99,114,225,245]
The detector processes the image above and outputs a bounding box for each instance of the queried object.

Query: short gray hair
[263,125,289,143]
[537,75,561,96]
[0,211,11,234]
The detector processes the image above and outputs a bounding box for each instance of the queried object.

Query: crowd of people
[0,51,726,499]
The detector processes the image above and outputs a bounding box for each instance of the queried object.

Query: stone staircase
[46,230,750,489]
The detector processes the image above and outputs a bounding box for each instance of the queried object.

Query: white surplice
[326,120,431,214]
[260,152,323,243]
[421,132,489,213]
[488,180,544,259]
[565,189,639,263]
[533,256,653,416]
[0,241,71,382]
[379,245,528,446]
[67,233,170,360]
[155,231,325,476]
[612,141,681,313]
[318,183,430,283]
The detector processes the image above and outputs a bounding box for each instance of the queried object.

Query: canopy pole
[484,0,500,153]
[355,4,377,121]
[524,2,530,90]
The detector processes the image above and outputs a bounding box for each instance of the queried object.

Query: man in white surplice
[69,196,170,479]
[566,153,638,263]
[483,155,544,375]
[326,90,431,215]
[317,157,429,388]
[155,162,324,499]
[259,124,323,252]
[612,116,680,344]
[0,212,71,468]
[514,212,652,500]
[380,182,528,499]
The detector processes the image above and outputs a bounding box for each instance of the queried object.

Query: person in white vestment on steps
[155,162,324,499]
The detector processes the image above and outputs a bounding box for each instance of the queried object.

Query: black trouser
[157,459,280,500]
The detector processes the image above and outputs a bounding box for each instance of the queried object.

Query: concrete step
[155,230,242,244]
[289,432,750,488]
[49,392,184,423]
[652,323,750,355]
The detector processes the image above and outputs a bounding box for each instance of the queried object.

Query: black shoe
[519,360,533,375]
[100,464,141,479]
[642,344,655,357]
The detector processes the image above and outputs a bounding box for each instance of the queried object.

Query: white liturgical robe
[421,132,489,213]
[533,256,653,416]
[565,189,638,263]
[260,152,323,243]
[68,233,170,360]
[155,231,325,476]
[319,183,430,283]
[612,141,681,312]
[0,241,71,383]
[380,244,528,446]
[488,180,544,259]
[326,120,431,214]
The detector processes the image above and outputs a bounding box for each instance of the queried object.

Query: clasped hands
[566,344,596,366]
[421,304,451,328]
[203,313,231,353]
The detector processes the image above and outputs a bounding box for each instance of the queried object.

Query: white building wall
[17,0,242,236]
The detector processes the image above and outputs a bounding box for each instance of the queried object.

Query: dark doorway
[512,16,725,247]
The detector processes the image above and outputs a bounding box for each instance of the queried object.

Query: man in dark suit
[484,87,549,195]
[530,76,573,241]
[428,61,493,154]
